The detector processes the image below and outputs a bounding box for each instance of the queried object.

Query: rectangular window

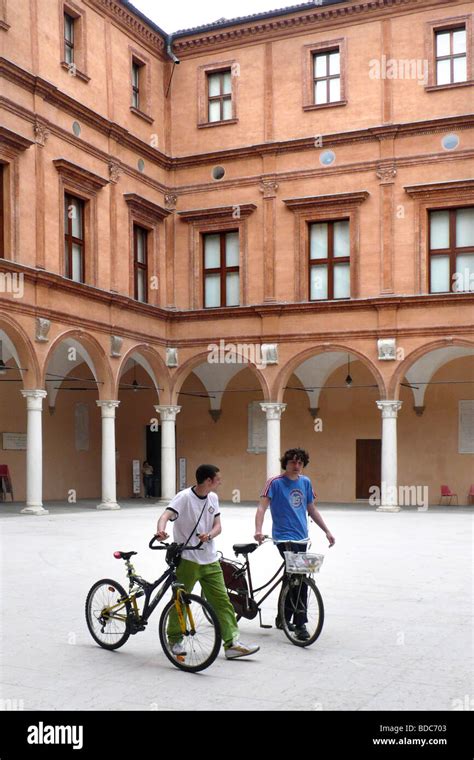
[64,12,75,64]
[133,225,148,302]
[203,231,239,307]
[313,49,341,105]
[429,207,474,292]
[207,70,232,123]
[64,194,84,283]
[309,219,350,300]
[435,27,467,85]
[131,60,141,109]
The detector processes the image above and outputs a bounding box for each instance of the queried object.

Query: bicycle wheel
[159,592,221,672]
[278,575,324,647]
[85,578,131,650]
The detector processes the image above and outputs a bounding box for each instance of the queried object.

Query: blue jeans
[277,541,309,627]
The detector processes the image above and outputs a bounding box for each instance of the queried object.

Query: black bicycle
[203,537,324,647]
[85,537,221,672]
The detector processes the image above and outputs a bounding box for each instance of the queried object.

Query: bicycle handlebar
[148,536,203,551]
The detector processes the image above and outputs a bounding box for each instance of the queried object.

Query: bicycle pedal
[175,655,186,662]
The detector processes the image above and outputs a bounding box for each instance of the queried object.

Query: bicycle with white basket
[205,536,325,647]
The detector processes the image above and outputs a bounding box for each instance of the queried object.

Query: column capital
[155,405,181,422]
[21,389,47,410]
[376,400,402,418]
[96,400,120,418]
[260,402,287,420]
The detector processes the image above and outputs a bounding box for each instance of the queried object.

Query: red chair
[468,485,474,505]
[439,485,458,505]
[0,465,14,501]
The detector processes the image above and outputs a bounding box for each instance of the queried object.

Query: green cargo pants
[166,558,239,649]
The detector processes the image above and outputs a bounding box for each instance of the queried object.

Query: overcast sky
[130,0,310,34]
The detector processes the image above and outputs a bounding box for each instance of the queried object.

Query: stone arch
[273,343,387,403]
[170,349,271,406]
[389,338,474,400]
[42,329,115,401]
[0,314,41,389]
[114,343,170,401]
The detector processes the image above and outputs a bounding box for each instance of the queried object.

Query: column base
[376,505,402,512]
[96,501,121,511]
[20,505,49,515]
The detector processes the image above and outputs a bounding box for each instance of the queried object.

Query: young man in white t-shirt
[156,464,259,660]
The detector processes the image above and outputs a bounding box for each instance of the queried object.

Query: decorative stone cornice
[172,0,415,56]
[123,193,171,222]
[85,0,166,58]
[0,125,34,154]
[177,203,257,223]
[404,178,474,199]
[53,158,109,193]
[283,191,370,212]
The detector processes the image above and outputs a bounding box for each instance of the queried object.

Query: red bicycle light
[113,551,121,559]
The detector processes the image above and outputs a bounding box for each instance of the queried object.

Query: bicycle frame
[229,551,287,616]
[102,562,181,627]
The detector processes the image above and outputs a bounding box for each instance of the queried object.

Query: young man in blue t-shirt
[254,448,335,640]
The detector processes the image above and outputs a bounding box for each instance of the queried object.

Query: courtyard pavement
[0,502,472,711]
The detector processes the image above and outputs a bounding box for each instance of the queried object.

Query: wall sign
[2,433,27,450]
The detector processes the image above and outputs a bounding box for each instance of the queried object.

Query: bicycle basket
[283,552,324,574]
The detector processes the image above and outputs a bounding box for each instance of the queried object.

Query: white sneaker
[225,640,260,659]
[171,641,186,657]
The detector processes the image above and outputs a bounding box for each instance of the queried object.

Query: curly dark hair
[280,448,310,468]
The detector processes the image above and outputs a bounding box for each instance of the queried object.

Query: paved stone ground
[0,503,472,711]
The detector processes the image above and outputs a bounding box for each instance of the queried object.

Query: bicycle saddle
[233,543,258,555]
[113,551,137,560]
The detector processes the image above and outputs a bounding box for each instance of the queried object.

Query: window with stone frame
[133,224,148,303]
[424,15,472,91]
[197,60,238,127]
[435,26,467,85]
[64,194,85,283]
[131,59,142,109]
[207,69,232,123]
[203,231,240,307]
[313,49,341,105]
[60,2,89,81]
[64,12,75,64]
[429,207,474,293]
[308,219,350,300]
[302,38,347,111]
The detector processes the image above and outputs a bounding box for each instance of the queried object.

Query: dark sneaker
[294,625,310,641]
[275,616,295,631]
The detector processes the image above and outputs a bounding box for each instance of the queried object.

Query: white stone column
[154,405,181,504]
[96,400,121,510]
[20,390,48,515]
[260,402,287,479]
[376,400,403,512]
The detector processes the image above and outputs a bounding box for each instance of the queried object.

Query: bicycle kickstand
[258,609,272,629]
